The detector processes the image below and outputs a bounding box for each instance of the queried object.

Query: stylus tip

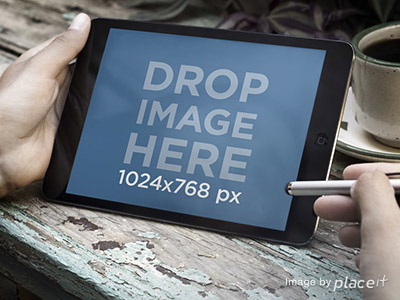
[285,182,292,195]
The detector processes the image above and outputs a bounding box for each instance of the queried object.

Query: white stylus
[285,179,400,196]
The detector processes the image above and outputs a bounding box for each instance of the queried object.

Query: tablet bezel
[42,18,354,245]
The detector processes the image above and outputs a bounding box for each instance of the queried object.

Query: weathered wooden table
[0,1,365,299]
[0,153,363,300]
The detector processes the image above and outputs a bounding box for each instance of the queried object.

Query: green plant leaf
[325,7,365,26]
[258,13,272,33]
[312,3,325,31]
[202,0,233,11]
[125,0,146,7]
[218,0,365,40]
[368,0,396,22]
[125,0,176,8]
[267,2,315,35]
[217,12,257,30]
[233,0,273,15]
[271,1,310,14]
[268,14,316,36]
[130,0,188,21]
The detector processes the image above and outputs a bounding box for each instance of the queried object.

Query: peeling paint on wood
[63,216,102,231]
[245,287,284,300]
[0,200,218,299]
[233,239,361,299]
[92,241,124,251]
[0,182,362,300]
[137,231,160,239]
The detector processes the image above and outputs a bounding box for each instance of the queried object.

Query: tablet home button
[315,133,328,146]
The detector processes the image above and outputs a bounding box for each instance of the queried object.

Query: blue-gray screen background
[66,28,326,231]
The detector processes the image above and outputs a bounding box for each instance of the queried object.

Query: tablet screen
[65,28,326,231]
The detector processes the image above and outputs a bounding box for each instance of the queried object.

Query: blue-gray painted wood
[0,183,361,300]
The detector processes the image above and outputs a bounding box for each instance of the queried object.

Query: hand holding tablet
[42,18,354,245]
[0,13,90,198]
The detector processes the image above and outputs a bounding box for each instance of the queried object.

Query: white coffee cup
[352,21,400,148]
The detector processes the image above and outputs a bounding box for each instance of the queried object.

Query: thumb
[31,13,91,77]
[351,172,400,243]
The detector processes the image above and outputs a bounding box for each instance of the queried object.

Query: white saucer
[336,88,400,162]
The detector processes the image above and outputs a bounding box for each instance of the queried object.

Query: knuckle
[351,171,387,198]
[53,32,72,45]
[358,171,386,186]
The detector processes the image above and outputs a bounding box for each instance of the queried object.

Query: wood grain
[0,182,360,300]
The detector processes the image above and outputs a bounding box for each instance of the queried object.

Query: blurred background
[0,0,398,73]
[123,0,400,40]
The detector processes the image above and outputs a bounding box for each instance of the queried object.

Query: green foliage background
[127,0,400,40]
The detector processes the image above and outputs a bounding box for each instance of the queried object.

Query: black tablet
[42,18,353,245]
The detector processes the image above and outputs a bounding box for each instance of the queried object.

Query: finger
[55,64,75,118]
[351,172,400,240]
[343,162,400,180]
[339,224,361,248]
[30,13,90,77]
[44,64,75,132]
[314,195,360,222]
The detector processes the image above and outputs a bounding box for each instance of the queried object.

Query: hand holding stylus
[314,162,400,299]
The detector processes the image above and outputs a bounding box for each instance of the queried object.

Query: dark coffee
[363,39,400,63]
